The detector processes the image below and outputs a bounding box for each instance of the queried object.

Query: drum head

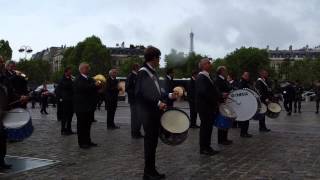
[244,88,262,109]
[227,89,258,121]
[3,108,31,129]
[260,103,267,114]
[161,109,190,133]
[219,104,237,119]
[268,103,282,113]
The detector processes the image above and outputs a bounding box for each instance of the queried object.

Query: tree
[0,40,12,61]
[118,56,144,77]
[62,36,112,76]
[224,47,271,81]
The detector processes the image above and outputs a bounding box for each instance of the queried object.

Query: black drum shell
[266,110,280,119]
[159,108,190,146]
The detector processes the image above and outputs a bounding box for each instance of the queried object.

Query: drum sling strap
[139,67,161,95]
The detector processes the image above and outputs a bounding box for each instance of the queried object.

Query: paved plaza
[2,101,320,180]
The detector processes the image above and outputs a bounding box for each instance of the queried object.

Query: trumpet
[15,70,28,80]
[93,74,107,85]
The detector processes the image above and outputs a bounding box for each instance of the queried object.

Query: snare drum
[266,102,282,119]
[3,108,33,141]
[159,108,190,146]
[227,89,258,121]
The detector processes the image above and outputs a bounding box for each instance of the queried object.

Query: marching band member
[73,63,100,149]
[215,66,233,145]
[163,68,175,107]
[188,70,199,128]
[126,63,143,138]
[238,71,253,138]
[195,59,220,155]
[105,69,120,129]
[40,82,49,115]
[135,46,176,180]
[255,69,272,132]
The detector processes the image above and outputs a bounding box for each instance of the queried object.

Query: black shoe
[219,140,233,145]
[260,128,271,132]
[143,170,166,180]
[316,111,319,114]
[294,110,297,113]
[190,125,200,128]
[132,133,144,139]
[0,163,12,169]
[89,142,98,147]
[79,144,91,149]
[287,112,291,116]
[44,112,49,115]
[241,133,253,138]
[200,147,219,156]
[107,125,120,130]
[298,110,301,113]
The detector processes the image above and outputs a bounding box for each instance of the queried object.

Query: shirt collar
[166,75,172,80]
[81,73,88,79]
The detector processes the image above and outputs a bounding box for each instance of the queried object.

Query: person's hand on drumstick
[158,101,167,110]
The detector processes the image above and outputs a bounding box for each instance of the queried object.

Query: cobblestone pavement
[2,101,320,180]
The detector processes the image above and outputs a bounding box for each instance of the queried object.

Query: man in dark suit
[188,70,199,128]
[215,66,233,145]
[58,67,75,135]
[238,71,253,138]
[282,81,295,116]
[135,46,176,180]
[163,68,175,107]
[126,63,143,138]
[73,63,99,149]
[196,58,221,156]
[255,69,272,132]
[105,68,120,129]
[0,56,12,169]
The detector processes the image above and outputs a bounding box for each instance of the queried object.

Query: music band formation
[1,45,314,179]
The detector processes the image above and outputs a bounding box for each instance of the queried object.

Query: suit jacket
[57,75,74,102]
[195,73,221,117]
[163,75,174,106]
[73,75,97,113]
[187,77,196,103]
[135,64,165,123]
[4,70,28,108]
[125,72,137,104]
[215,75,232,93]
[105,77,119,106]
[255,78,273,103]
[282,84,295,101]
[238,78,250,89]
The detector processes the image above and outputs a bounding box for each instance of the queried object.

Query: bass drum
[227,89,258,121]
[214,104,237,129]
[3,108,33,141]
[244,88,262,114]
[159,108,190,146]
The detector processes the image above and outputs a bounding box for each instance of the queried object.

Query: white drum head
[268,103,282,113]
[161,110,190,133]
[227,89,258,121]
[219,104,237,119]
[3,108,31,129]
[260,103,267,114]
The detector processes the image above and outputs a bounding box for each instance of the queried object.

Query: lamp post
[18,45,33,59]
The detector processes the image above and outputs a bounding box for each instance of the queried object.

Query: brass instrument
[14,70,28,80]
[93,74,107,92]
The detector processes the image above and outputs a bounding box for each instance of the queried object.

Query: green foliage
[118,56,144,76]
[164,49,204,78]
[62,35,111,76]
[16,59,51,86]
[223,47,270,81]
[0,40,12,61]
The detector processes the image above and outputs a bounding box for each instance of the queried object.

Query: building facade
[108,43,145,68]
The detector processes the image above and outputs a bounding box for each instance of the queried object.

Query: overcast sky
[1,0,320,65]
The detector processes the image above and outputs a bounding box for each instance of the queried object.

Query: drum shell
[214,114,233,129]
[159,108,190,146]
[5,119,33,141]
[266,103,281,119]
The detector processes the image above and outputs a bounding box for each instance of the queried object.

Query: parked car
[301,91,316,101]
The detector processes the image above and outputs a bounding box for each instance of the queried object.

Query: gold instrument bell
[93,74,107,86]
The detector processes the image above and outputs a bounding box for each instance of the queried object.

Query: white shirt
[81,73,88,79]
[218,75,225,80]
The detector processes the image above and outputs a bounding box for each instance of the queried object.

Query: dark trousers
[188,101,197,126]
[76,111,94,146]
[218,129,229,143]
[0,125,6,164]
[61,101,73,132]
[40,98,48,113]
[283,99,293,113]
[199,112,214,149]
[316,100,320,112]
[57,100,63,121]
[294,99,301,112]
[107,102,117,127]
[142,112,161,173]
[130,102,142,135]
[259,115,268,130]
[239,120,249,135]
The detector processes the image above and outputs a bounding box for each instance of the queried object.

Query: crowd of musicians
[1,46,320,179]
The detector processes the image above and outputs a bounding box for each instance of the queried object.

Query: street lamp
[18,45,33,59]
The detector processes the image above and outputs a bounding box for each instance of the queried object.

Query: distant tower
[190,31,194,53]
